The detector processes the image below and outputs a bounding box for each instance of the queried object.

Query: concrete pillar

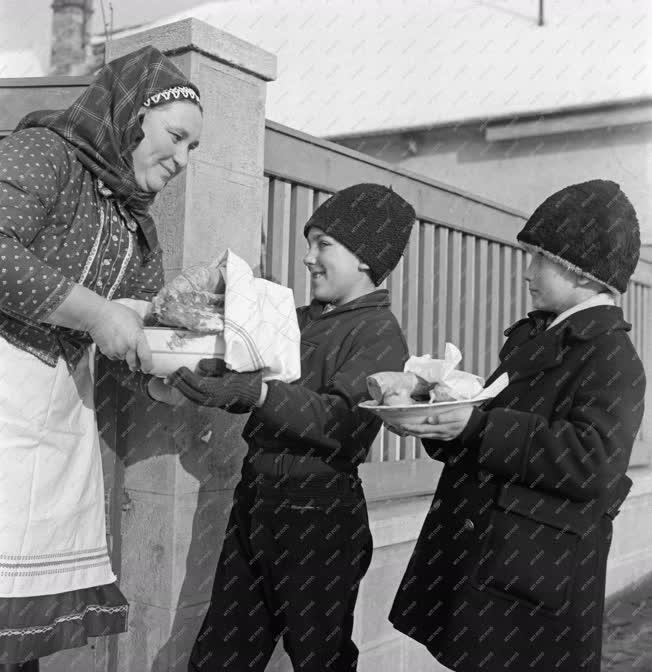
[103,20,276,672]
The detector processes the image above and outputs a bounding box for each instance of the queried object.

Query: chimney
[50,0,95,75]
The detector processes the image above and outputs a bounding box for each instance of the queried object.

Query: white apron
[0,336,115,597]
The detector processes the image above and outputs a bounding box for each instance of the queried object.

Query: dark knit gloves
[168,358,263,413]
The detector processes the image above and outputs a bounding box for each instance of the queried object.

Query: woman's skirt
[0,336,127,662]
[0,583,128,663]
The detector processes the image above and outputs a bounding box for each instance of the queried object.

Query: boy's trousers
[188,471,373,672]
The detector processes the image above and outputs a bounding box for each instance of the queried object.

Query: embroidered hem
[0,583,129,664]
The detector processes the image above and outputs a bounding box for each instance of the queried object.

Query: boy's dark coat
[390,305,646,672]
[243,289,409,472]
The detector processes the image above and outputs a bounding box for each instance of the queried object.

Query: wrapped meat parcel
[148,249,301,383]
[405,343,484,402]
[366,343,483,405]
[367,372,430,406]
[152,265,225,332]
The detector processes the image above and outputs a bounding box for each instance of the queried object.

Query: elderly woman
[0,47,202,670]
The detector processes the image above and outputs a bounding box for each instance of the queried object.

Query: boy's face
[524,252,584,314]
[303,227,373,305]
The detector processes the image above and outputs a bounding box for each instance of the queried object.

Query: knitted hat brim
[519,242,620,295]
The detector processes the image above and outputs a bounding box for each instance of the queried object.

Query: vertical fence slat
[514,250,523,324]
[387,257,408,460]
[388,256,404,329]
[462,234,476,373]
[434,226,449,357]
[266,179,291,286]
[289,185,313,306]
[419,223,436,358]
[370,431,384,463]
[487,242,501,373]
[404,223,420,355]
[447,230,463,346]
[500,245,513,334]
[476,238,489,379]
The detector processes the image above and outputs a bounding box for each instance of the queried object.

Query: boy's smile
[303,227,374,306]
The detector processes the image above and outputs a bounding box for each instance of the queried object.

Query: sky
[92,0,217,33]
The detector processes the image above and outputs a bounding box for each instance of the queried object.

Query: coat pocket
[473,483,595,612]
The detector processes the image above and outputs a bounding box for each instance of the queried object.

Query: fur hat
[303,183,416,285]
[517,179,640,293]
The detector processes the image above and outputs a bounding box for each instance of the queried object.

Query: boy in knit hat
[391,179,646,672]
[169,183,414,672]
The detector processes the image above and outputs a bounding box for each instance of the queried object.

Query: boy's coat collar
[306,289,391,319]
[498,306,631,384]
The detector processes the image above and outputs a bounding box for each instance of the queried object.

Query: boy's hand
[400,406,474,441]
[147,377,187,406]
[168,358,263,413]
[384,422,410,437]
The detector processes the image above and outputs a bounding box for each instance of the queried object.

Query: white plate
[358,398,487,426]
[144,327,226,377]
[358,372,509,427]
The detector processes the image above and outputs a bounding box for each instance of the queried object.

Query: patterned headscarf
[15,46,201,253]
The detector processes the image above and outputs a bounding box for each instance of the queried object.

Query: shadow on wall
[97,360,261,671]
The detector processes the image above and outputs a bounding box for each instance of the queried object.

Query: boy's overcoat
[390,305,645,672]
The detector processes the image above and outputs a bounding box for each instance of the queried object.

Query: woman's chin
[134,175,166,193]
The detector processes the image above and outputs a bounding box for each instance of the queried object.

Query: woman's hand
[400,406,474,441]
[44,285,152,372]
[89,301,152,372]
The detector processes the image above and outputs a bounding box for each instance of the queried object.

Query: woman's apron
[0,336,115,597]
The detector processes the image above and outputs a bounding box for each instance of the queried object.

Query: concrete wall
[336,121,652,245]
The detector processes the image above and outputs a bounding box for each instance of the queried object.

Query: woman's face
[131,100,202,193]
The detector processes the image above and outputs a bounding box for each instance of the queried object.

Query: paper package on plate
[151,249,301,383]
[367,342,507,406]
[405,343,484,402]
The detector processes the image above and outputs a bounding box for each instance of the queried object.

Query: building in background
[99,0,652,244]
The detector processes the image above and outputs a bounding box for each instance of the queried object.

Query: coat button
[463,519,475,531]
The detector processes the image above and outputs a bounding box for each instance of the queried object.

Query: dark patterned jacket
[390,305,645,672]
[0,128,163,367]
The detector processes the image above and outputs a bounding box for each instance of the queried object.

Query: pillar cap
[105,17,277,82]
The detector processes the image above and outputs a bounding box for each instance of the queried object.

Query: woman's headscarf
[15,46,201,253]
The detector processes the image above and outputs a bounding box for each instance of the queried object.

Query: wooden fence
[262,120,652,500]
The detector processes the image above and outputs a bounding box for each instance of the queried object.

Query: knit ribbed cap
[303,183,416,285]
[517,179,640,293]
